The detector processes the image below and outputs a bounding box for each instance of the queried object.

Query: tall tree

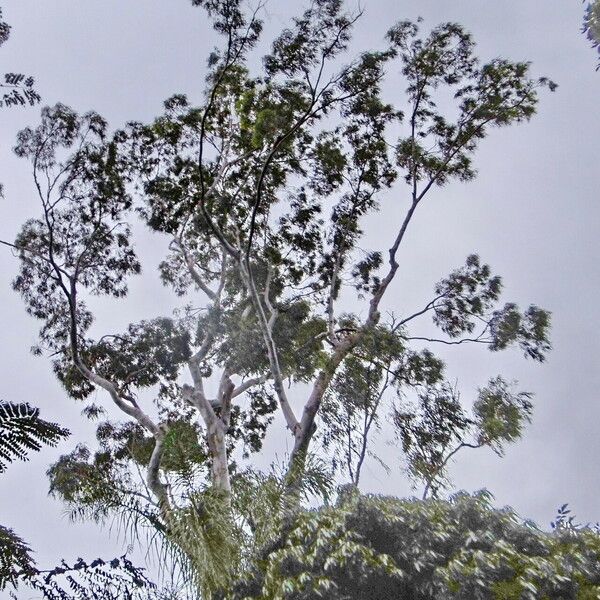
[2,0,555,595]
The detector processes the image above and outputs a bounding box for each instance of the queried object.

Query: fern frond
[0,400,69,472]
[0,525,36,590]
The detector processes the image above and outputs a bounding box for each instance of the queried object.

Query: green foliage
[472,377,533,452]
[228,389,278,458]
[162,490,242,598]
[233,456,335,554]
[229,491,600,599]
[12,104,139,361]
[489,303,551,361]
[17,555,157,600]
[56,318,192,401]
[433,254,503,337]
[394,377,533,497]
[431,255,551,361]
[4,1,559,596]
[394,382,473,494]
[389,23,553,187]
[190,0,262,57]
[320,323,410,483]
[251,506,401,599]
[0,403,155,599]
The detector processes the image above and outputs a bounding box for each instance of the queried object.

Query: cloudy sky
[0,0,598,584]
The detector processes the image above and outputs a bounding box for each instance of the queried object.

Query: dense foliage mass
[2,0,585,597]
[229,490,600,599]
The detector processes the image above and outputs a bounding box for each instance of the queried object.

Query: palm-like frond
[0,400,69,472]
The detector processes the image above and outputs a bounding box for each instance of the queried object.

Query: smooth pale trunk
[207,420,231,495]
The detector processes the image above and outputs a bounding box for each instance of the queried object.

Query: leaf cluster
[0,9,41,109]
[0,400,69,473]
[394,377,533,497]
[583,1,600,70]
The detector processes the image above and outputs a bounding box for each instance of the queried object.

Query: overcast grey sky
[0,0,598,587]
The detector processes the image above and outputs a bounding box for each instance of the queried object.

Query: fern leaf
[0,525,36,590]
[0,401,69,473]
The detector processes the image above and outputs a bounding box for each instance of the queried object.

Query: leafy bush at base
[230,491,600,600]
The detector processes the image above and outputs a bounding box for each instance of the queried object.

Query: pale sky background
[0,0,598,592]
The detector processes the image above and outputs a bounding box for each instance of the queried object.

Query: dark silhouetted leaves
[0,401,69,473]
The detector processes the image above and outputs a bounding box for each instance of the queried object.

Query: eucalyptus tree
[3,0,555,594]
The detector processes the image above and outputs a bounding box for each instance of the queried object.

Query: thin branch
[354,364,392,486]
[0,238,70,278]
[398,295,444,327]
[422,441,483,500]
[186,5,264,259]
[404,335,491,346]
[231,374,269,399]
[174,238,217,301]
[238,260,300,433]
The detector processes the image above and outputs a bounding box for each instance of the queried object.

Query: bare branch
[233,374,269,400]
[0,238,70,278]
[404,335,491,346]
[239,260,300,434]
[354,362,392,486]
[174,237,217,301]
[422,441,483,500]
[398,295,444,327]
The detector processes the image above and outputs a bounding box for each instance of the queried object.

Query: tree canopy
[1,0,584,597]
